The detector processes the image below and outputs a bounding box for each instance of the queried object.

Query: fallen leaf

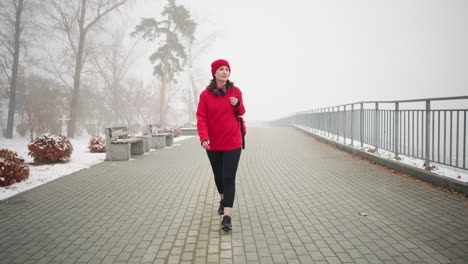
[457,176,462,179]
[359,212,368,216]
[416,180,422,183]
[464,203,468,207]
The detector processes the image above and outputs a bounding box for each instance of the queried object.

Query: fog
[2,0,467,137]
[130,0,468,121]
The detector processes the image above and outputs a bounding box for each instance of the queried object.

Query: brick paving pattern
[0,127,467,264]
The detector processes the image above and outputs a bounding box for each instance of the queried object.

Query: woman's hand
[229,97,239,106]
[202,140,211,150]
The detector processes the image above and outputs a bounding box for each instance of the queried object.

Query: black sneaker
[218,199,224,215]
[221,215,232,231]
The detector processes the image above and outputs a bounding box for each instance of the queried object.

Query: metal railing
[271,96,468,171]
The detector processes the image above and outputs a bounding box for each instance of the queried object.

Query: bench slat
[111,131,128,137]
[112,138,142,144]
[107,127,129,138]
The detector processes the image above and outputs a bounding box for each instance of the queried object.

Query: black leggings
[206,147,241,207]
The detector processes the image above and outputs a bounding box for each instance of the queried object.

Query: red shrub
[28,133,73,164]
[173,128,181,137]
[111,134,134,142]
[88,136,106,153]
[162,127,180,137]
[0,149,30,186]
[182,122,196,128]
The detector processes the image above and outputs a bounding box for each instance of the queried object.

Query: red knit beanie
[211,59,230,76]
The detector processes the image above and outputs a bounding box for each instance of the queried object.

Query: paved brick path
[0,127,467,264]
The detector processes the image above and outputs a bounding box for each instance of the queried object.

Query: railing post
[316,109,318,133]
[323,108,328,136]
[375,102,379,153]
[332,107,334,138]
[318,109,320,133]
[343,105,347,144]
[315,110,318,131]
[314,110,316,132]
[351,104,354,146]
[315,110,317,131]
[360,102,363,147]
[314,110,316,131]
[310,110,313,130]
[337,106,340,141]
[322,108,325,135]
[395,102,399,159]
[323,108,325,135]
[425,100,431,170]
[320,108,322,134]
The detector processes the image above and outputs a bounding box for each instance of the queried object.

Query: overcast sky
[131,0,468,121]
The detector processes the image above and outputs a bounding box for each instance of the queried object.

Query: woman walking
[196,59,245,231]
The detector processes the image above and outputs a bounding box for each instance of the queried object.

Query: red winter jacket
[196,86,246,151]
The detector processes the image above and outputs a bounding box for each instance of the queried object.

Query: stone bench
[150,134,166,149]
[160,133,174,147]
[147,125,174,148]
[105,127,144,161]
[136,135,151,152]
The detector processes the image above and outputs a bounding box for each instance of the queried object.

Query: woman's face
[214,66,230,82]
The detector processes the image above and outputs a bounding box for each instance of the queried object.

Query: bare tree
[0,0,28,138]
[91,26,141,125]
[21,75,65,141]
[77,80,109,137]
[47,0,129,138]
[123,78,147,132]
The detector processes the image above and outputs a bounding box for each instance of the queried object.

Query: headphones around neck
[213,87,227,96]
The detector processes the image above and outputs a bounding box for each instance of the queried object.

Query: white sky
[130,0,468,121]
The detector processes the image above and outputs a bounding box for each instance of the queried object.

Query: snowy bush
[182,122,196,128]
[88,136,106,153]
[111,135,133,142]
[162,127,180,137]
[28,133,73,164]
[0,149,30,187]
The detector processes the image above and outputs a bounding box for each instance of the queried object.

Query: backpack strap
[233,87,245,149]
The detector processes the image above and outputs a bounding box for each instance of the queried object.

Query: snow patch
[0,135,195,200]
[296,125,468,183]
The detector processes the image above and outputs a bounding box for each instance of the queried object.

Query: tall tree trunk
[111,47,123,124]
[160,55,169,126]
[187,42,194,124]
[187,68,193,123]
[188,47,199,124]
[189,71,197,123]
[67,0,87,138]
[5,0,24,138]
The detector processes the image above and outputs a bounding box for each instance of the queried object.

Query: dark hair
[207,79,234,91]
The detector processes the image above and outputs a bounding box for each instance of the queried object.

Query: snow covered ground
[296,125,468,183]
[3,125,466,201]
[0,135,195,200]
